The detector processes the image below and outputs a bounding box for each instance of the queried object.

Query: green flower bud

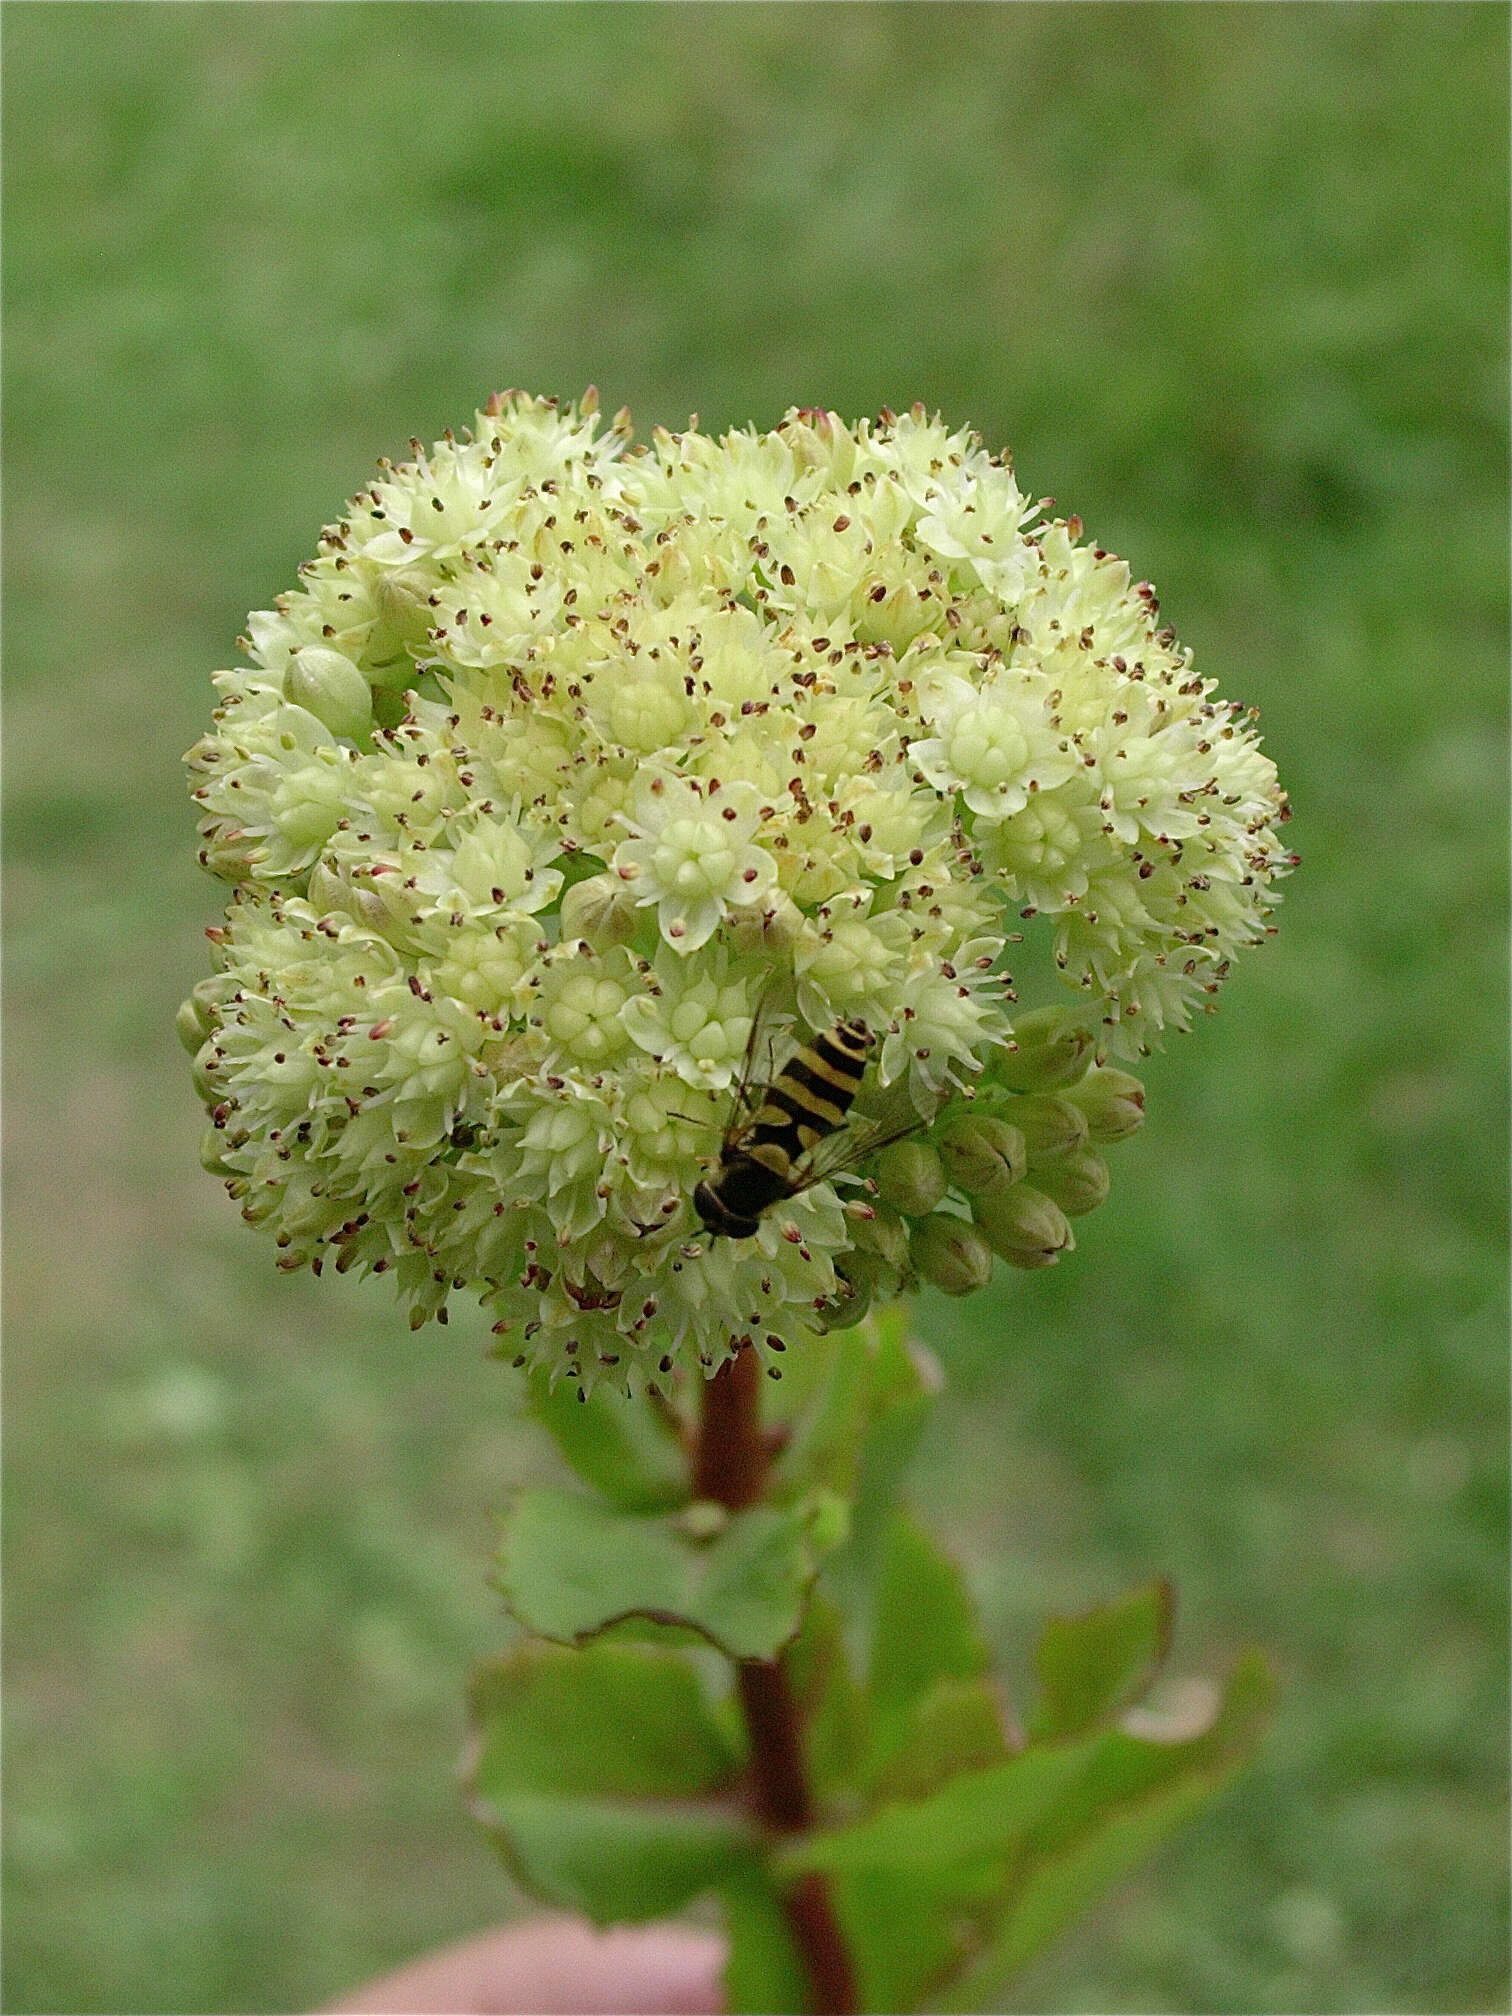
[875,1139,948,1217]
[310,859,418,938]
[175,978,220,1054]
[1002,1093,1089,1164]
[1033,1147,1111,1217]
[677,1499,730,1541]
[723,892,806,958]
[1001,1006,1099,1092]
[175,998,204,1053]
[559,873,641,950]
[199,1127,235,1177]
[1066,1066,1147,1143]
[304,859,345,917]
[372,564,439,664]
[197,826,256,882]
[974,1183,1074,1268]
[191,1039,221,1103]
[284,647,373,741]
[910,1212,994,1296]
[937,1114,1027,1195]
[816,1260,877,1331]
[846,1200,912,1273]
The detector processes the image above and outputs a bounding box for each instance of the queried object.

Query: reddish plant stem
[692,1342,767,1509]
[696,1350,859,2016]
[735,1658,811,1832]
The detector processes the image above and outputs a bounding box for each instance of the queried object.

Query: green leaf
[781,1739,1099,1876]
[870,1512,990,1715]
[1028,1578,1174,1741]
[1025,1645,1277,1857]
[769,1322,876,1501]
[468,1637,739,1796]
[497,1487,846,1661]
[524,1369,690,1513]
[481,1791,757,1923]
[937,1650,1279,2010]
[831,1859,1002,2014]
[783,1590,872,1799]
[465,1640,756,1923]
[865,1677,1011,1804]
[770,1306,937,1501]
[719,1868,810,2016]
[810,1310,940,1636]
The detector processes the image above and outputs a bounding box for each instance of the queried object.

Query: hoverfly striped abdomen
[750,1018,873,1161]
[693,1017,876,1240]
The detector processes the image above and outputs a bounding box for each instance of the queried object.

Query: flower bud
[1001,1006,1099,1092]
[723,892,806,957]
[973,1183,1074,1268]
[284,647,373,741]
[1066,1066,1147,1143]
[198,826,256,882]
[937,1114,1027,1195]
[199,1127,235,1177]
[910,1212,994,1296]
[559,873,641,949]
[1033,1148,1111,1217]
[176,979,220,1054]
[1001,1094,1089,1164]
[875,1139,948,1217]
[305,859,345,917]
[316,860,418,939]
[191,1039,221,1103]
[678,1499,730,1541]
[847,1200,912,1273]
[816,1260,878,1331]
[372,564,439,661]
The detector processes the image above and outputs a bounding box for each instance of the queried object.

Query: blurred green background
[4,4,1506,2011]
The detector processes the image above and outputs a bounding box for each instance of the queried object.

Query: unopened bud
[198,826,256,882]
[1001,1007,1099,1092]
[372,564,439,661]
[724,892,805,957]
[559,873,641,949]
[847,1200,912,1272]
[321,862,418,939]
[937,1114,1027,1195]
[974,1183,1074,1268]
[875,1139,947,1217]
[1001,1093,1088,1165]
[305,859,345,916]
[678,1499,730,1542]
[910,1212,994,1296]
[1033,1148,1111,1217]
[176,979,220,1054]
[816,1260,878,1331]
[199,1128,235,1177]
[1066,1066,1147,1143]
[191,1039,221,1103]
[284,647,373,741]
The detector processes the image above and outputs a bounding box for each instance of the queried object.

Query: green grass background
[4,4,1506,2010]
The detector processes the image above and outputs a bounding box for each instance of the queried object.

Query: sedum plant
[184,394,1293,2011]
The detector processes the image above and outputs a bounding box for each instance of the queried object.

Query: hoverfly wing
[785,1074,937,1192]
[722,980,794,1147]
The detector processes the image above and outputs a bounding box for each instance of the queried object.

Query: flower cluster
[184,393,1291,1390]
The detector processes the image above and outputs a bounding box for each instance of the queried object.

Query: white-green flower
[612,774,777,953]
[620,951,755,1091]
[186,393,1292,1390]
[912,663,1077,818]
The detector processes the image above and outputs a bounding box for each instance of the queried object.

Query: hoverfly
[692,1005,924,1240]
